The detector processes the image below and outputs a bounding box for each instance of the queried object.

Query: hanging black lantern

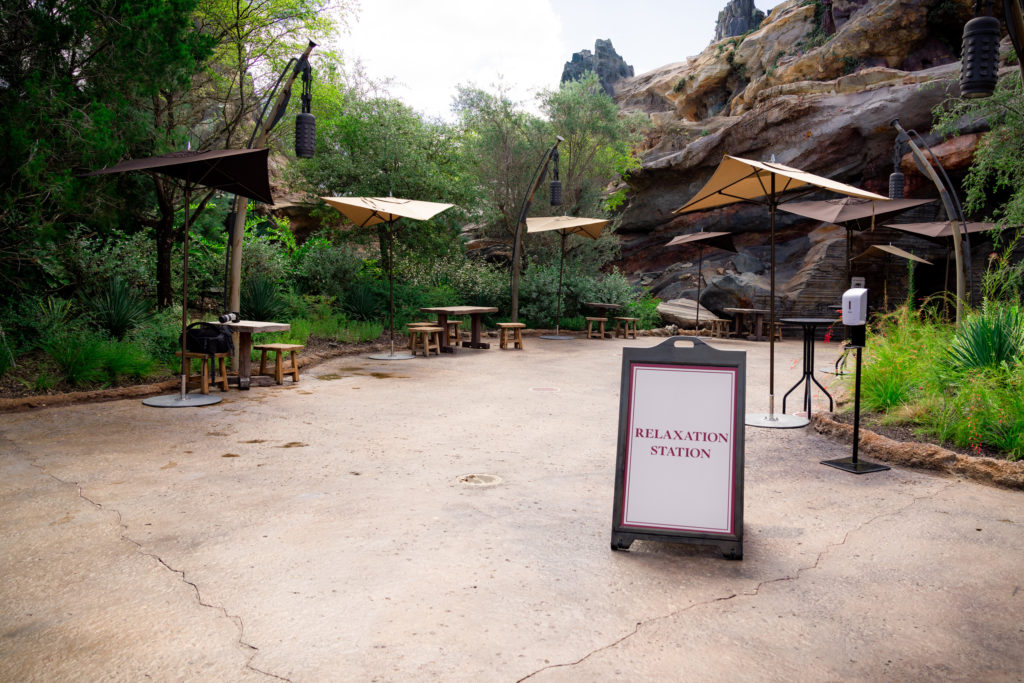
[961,15,1001,98]
[549,147,562,206]
[295,61,316,158]
[888,172,905,199]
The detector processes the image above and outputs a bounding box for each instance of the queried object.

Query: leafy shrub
[345,280,383,321]
[130,305,184,368]
[624,291,662,329]
[40,229,157,296]
[241,236,288,284]
[98,338,157,381]
[44,330,106,386]
[241,274,287,321]
[294,238,361,301]
[947,304,1024,371]
[86,277,152,340]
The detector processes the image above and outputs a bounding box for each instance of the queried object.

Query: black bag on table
[182,322,234,358]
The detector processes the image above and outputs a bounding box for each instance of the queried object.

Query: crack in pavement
[28,462,292,683]
[517,480,957,681]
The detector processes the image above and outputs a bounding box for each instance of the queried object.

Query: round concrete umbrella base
[539,334,573,340]
[368,352,416,361]
[745,412,809,429]
[143,393,222,408]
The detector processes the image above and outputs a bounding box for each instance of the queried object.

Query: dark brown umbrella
[87,148,273,407]
[664,231,736,329]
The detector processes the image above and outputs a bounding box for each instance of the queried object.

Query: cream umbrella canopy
[675,155,889,429]
[321,196,454,360]
[526,216,610,339]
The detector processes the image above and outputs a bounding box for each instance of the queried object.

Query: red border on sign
[621,363,738,535]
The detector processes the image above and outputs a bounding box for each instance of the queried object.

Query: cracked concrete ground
[1,335,1021,681]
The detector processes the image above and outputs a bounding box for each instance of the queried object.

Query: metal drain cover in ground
[457,473,501,487]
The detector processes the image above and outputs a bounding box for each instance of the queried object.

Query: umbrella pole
[388,220,396,356]
[555,232,567,334]
[769,186,776,418]
[180,186,192,400]
[696,247,704,333]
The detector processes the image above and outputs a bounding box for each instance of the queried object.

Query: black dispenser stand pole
[821,327,890,474]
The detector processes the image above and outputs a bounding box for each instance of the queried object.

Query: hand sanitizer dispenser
[842,288,868,346]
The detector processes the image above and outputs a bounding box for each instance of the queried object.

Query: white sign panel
[621,363,738,534]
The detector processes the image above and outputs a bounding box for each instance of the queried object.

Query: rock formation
[561,39,634,96]
[715,0,766,41]
[611,0,996,318]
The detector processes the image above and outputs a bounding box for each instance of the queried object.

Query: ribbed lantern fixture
[295,60,316,158]
[961,14,1002,98]
[888,171,905,198]
[549,147,562,206]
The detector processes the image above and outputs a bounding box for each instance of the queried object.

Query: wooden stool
[175,351,229,394]
[773,321,783,341]
[585,316,607,339]
[614,316,639,339]
[407,321,434,350]
[496,322,526,350]
[253,343,303,384]
[709,319,730,339]
[445,319,463,346]
[408,325,443,357]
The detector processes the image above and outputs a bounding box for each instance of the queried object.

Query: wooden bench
[408,325,443,357]
[614,316,639,339]
[176,351,229,394]
[253,343,303,384]
[496,322,526,350]
[585,316,607,339]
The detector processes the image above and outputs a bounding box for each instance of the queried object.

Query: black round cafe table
[780,318,836,418]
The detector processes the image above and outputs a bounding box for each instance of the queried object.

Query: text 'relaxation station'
[633,428,730,459]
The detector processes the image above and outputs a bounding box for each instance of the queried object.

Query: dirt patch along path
[1,337,1022,680]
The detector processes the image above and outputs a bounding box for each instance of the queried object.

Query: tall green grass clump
[857,305,953,412]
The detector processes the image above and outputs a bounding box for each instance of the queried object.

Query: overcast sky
[334,0,788,120]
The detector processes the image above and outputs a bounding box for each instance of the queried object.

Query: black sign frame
[610,337,746,560]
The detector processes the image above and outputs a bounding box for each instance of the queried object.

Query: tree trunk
[154,176,176,309]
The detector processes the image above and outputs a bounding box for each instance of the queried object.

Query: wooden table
[224,320,290,389]
[420,306,498,352]
[723,307,770,341]
[582,302,622,338]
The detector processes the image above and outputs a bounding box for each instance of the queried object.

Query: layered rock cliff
[611,0,998,318]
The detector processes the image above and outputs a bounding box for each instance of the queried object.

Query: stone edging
[810,413,1024,490]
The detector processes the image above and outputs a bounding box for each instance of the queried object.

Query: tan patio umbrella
[780,196,934,280]
[664,231,736,330]
[882,220,998,239]
[675,155,888,429]
[527,215,610,339]
[321,196,454,360]
[853,244,933,265]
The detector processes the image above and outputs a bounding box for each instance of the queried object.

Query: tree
[453,84,549,242]
[296,65,477,274]
[0,0,214,292]
[140,0,345,307]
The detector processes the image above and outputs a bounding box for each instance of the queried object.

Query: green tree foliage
[296,63,477,274]
[935,74,1024,226]
[0,0,214,292]
[453,83,550,241]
